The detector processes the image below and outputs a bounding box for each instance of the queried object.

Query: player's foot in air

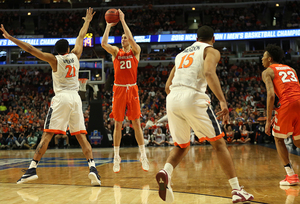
[17,168,38,184]
[280,174,300,186]
[140,157,149,172]
[113,156,121,173]
[231,186,254,203]
[88,166,101,186]
[156,169,174,203]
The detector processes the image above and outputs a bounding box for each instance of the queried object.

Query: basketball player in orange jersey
[262,44,300,186]
[156,26,253,203]
[101,9,149,173]
[1,8,101,186]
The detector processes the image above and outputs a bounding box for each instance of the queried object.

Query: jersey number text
[120,60,132,69]
[65,65,76,78]
[279,71,298,83]
[178,52,195,69]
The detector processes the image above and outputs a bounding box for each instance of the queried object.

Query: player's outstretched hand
[83,7,96,22]
[216,102,229,124]
[0,24,11,39]
[118,9,125,22]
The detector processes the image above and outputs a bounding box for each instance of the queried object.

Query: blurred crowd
[2,1,300,37]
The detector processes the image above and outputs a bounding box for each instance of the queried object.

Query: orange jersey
[113,49,138,85]
[270,64,300,106]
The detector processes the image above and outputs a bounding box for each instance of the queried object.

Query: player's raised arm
[118,9,141,55]
[101,23,119,58]
[71,7,95,59]
[0,24,56,67]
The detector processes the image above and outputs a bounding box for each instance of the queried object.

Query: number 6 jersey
[54,53,80,94]
[113,49,138,85]
[269,64,300,106]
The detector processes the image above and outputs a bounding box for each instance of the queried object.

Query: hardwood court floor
[0,144,300,204]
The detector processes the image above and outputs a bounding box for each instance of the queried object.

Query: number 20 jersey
[270,64,300,106]
[113,49,138,85]
[170,41,211,98]
[54,53,80,94]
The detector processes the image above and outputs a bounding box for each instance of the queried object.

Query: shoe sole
[88,172,101,186]
[17,175,38,184]
[280,182,299,186]
[156,170,168,201]
[142,166,149,172]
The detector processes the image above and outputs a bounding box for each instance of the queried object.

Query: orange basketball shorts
[109,85,141,121]
[272,100,300,140]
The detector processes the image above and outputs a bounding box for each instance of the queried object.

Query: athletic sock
[114,146,120,159]
[139,145,147,158]
[229,177,240,190]
[88,159,95,168]
[163,163,173,177]
[29,159,39,169]
[284,163,295,176]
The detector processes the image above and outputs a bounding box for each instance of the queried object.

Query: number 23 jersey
[113,49,138,85]
[270,64,300,106]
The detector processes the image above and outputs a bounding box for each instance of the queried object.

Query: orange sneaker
[280,174,299,186]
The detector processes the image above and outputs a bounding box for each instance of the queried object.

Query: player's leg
[191,104,253,203]
[113,120,122,173]
[69,92,101,185]
[75,133,101,186]
[128,85,149,171]
[17,132,54,184]
[131,118,149,171]
[273,102,299,186]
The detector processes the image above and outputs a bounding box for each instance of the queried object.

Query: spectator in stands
[153,128,165,146]
[18,132,27,149]
[0,102,7,115]
[24,132,38,149]
[6,132,18,149]
[0,133,8,149]
[143,129,151,146]
[121,121,135,147]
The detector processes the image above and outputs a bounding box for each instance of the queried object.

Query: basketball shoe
[113,156,121,173]
[156,169,174,203]
[17,168,38,184]
[88,166,101,186]
[232,186,254,203]
[140,157,149,172]
[280,174,299,186]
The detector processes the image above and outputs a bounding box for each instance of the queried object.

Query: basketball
[105,9,119,24]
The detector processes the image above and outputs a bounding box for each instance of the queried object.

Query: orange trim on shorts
[44,129,66,135]
[70,130,87,136]
[198,132,225,142]
[174,141,190,148]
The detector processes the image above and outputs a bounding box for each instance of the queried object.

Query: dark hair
[265,44,284,63]
[54,39,69,55]
[197,26,214,42]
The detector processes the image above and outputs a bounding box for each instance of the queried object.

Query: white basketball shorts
[167,87,224,148]
[44,90,87,135]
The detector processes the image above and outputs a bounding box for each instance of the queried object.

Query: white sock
[285,166,295,176]
[29,160,39,169]
[229,177,240,190]
[88,159,95,168]
[163,163,174,177]
[114,146,120,158]
[139,145,147,158]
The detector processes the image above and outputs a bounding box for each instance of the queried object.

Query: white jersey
[53,53,80,94]
[170,41,212,100]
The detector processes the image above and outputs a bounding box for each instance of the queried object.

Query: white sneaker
[232,186,254,203]
[113,156,121,173]
[156,169,174,203]
[140,157,149,172]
